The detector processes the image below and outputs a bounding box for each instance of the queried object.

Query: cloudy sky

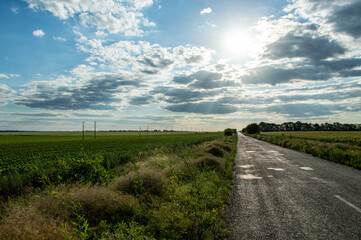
[0,0,360,131]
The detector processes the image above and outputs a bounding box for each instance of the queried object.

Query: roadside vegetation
[0,131,237,239]
[0,132,221,200]
[243,124,361,169]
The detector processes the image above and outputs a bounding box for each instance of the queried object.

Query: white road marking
[237,174,263,180]
[300,167,314,171]
[267,167,285,171]
[246,151,255,153]
[334,195,361,214]
[245,169,255,173]
[239,164,254,169]
[310,177,328,184]
[268,175,274,178]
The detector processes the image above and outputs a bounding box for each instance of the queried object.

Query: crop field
[0,131,222,198]
[0,132,220,169]
[250,131,361,169]
[0,130,237,239]
[262,131,361,146]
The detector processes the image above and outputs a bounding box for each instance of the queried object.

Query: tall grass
[249,133,361,169]
[0,134,237,239]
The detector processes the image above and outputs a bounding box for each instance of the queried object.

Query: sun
[222,29,253,57]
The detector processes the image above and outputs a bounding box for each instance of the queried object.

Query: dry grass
[69,186,139,225]
[193,155,225,172]
[208,145,225,157]
[0,205,74,240]
[112,168,168,196]
[213,142,232,152]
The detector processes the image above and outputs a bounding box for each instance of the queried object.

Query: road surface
[226,133,361,239]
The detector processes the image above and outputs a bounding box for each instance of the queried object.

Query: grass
[0,132,222,200]
[247,131,361,169]
[262,131,361,146]
[0,131,237,239]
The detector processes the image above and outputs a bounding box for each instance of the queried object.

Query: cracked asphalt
[226,133,361,240]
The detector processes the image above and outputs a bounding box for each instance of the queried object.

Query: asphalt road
[226,133,361,240]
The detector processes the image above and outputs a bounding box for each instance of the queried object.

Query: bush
[224,128,233,136]
[70,186,138,225]
[245,123,261,134]
[112,168,168,196]
[193,155,225,172]
[213,142,232,152]
[208,145,224,157]
[0,206,73,240]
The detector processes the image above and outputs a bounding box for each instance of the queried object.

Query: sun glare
[222,29,253,57]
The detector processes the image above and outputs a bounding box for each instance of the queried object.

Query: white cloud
[25,0,155,36]
[0,74,9,79]
[0,84,16,106]
[74,31,215,74]
[95,30,108,37]
[11,7,18,13]
[200,7,212,15]
[0,73,20,79]
[33,29,45,37]
[53,36,66,41]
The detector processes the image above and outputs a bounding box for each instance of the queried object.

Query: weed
[208,145,224,157]
[112,168,168,197]
[193,155,225,172]
[0,205,74,240]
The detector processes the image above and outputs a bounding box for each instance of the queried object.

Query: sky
[0,0,361,131]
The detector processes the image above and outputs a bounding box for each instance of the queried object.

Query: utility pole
[139,125,141,137]
[147,125,149,137]
[82,121,85,140]
[94,121,96,140]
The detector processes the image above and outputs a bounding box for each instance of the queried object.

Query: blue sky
[0,0,361,131]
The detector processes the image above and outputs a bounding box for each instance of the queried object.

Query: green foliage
[111,168,167,197]
[208,145,225,157]
[224,128,234,136]
[253,132,361,169]
[245,123,261,134]
[0,133,237,239]
[0,133,221,199]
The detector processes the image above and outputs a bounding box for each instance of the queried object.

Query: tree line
[258,121,361,132]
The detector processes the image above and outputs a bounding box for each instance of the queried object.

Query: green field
[249,131,361,169]
[262,131,361,146]
[0,131,220,168]
[0,131,237,239]
[0,131,222,198]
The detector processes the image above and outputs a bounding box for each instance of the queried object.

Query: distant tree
[245,123,261,134]
[257,121,361,132]
[224,128,234,136]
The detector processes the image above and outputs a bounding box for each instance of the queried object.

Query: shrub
[69,186,138,225]
[245,123,261,134]
[214,142,232,152]
[0,206,73,240]
[112,168,168,196]
[208,145,224,157]
[193,155,225,172]
[224,128,233,136]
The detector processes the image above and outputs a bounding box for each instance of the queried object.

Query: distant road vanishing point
[226,133,361,240]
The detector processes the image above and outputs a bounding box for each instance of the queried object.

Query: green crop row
[0,133,222,200]
[0,133,237,240]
